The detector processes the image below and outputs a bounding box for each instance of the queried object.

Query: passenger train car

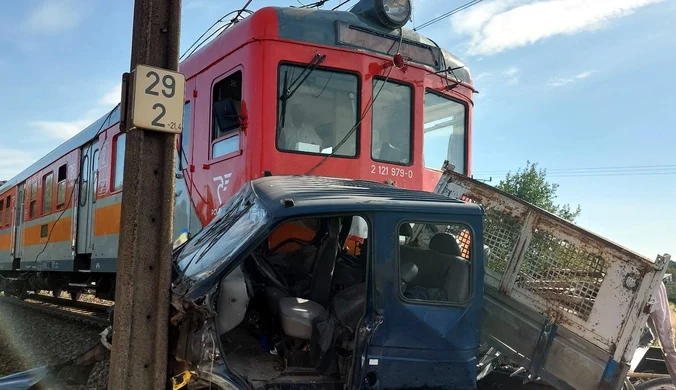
[0,0,475,300]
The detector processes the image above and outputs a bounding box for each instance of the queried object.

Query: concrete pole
[108,1,181,389]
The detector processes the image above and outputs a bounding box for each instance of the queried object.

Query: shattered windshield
[175,191,271,285]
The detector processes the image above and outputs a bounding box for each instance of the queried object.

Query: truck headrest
[399,223,413,237]
[429,233,461,256]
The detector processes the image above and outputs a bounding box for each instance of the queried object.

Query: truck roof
[249,175,483,217]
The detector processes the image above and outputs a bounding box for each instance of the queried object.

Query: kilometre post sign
[131,64,186,133]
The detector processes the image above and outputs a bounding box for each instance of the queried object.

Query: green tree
[496,161,582,222]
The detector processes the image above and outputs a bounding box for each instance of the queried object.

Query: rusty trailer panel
[431,163,671,390]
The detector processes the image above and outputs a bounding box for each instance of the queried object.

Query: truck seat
[400,233,470,303]
[278,297,325,340]
[429,233,471,302]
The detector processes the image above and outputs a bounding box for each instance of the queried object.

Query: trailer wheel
[635,378,676,390]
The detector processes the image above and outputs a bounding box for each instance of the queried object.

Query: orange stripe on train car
[94,202,122,237]
[22,217,72,246]
[0,232,11,251]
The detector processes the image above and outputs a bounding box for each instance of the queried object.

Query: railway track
[0,293,112,328]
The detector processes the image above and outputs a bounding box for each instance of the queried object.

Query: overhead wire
[331,0,352,10]
[475,164,676,173]
[414,0,483,31]
[300,0,329,8]
[179,1,254,61]
[472,164,676,178]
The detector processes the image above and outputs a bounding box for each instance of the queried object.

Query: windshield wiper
[278,53,326,128]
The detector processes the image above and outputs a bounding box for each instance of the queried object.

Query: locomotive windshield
[423,91,466,173]
[276,64,358,157]
[371,79,413,165]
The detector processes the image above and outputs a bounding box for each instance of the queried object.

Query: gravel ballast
[0,299,110,389]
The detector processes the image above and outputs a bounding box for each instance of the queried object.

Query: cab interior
[213,215,471,389]
[214,215,368,389]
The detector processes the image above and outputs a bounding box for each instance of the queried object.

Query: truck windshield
[176,194,270,282]
[276,64,358,157]
[423,91,466,173]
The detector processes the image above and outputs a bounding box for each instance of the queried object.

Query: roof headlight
[376,0,411,28]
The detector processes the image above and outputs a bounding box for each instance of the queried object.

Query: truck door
[77,141,98,255]
[12,184,25,266]
[355,213,484,390]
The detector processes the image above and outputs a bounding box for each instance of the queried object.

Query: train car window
[113,133,126,192]
[57,164,67,207]
[423,91,467,174]
[29,179,37,219]
[80,155,89,207]
[180,102,191,168]
[211,71,242,159]
[42,172,53,215]
[371,78,412,165]
[276,64,358,157]
[5,196,10,226]
[0,199,4,226]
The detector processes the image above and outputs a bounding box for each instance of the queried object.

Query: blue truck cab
[169,175,485,390]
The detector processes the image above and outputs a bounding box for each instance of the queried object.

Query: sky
[0,0,673,259]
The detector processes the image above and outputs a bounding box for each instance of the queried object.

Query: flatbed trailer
[428,162,672,390]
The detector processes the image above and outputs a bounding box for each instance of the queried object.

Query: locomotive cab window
[180,102,191,168]
[211,70,242,159]
[372,79,412,165]
[113,133,126,192]
[0,200,4,226]
[57,164,67,208]
[423,91,467,173]
[276,64,358,157]
[398,222,472,305]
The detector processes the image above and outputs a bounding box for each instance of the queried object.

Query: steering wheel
[251,252,289,293]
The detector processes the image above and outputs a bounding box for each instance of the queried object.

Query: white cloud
[473,72,492,81]
[29,83,120,141]
[503,67,520,85]
[29,119,94,140]
[450,0,665,55]
[547,70,593,87]
[99,83,122,106]
[0,149,36,180]
[24,0,83,35]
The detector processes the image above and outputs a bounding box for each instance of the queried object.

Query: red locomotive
[0,0,475,300]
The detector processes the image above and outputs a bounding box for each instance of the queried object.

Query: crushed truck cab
[168,175,486,390]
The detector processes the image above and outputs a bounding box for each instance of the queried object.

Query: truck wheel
[635,378,676,390]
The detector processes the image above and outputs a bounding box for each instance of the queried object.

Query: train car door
[12,184,25,266]
[77,141,98,255]
[193,65,247,221]
[173,87,197,247]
